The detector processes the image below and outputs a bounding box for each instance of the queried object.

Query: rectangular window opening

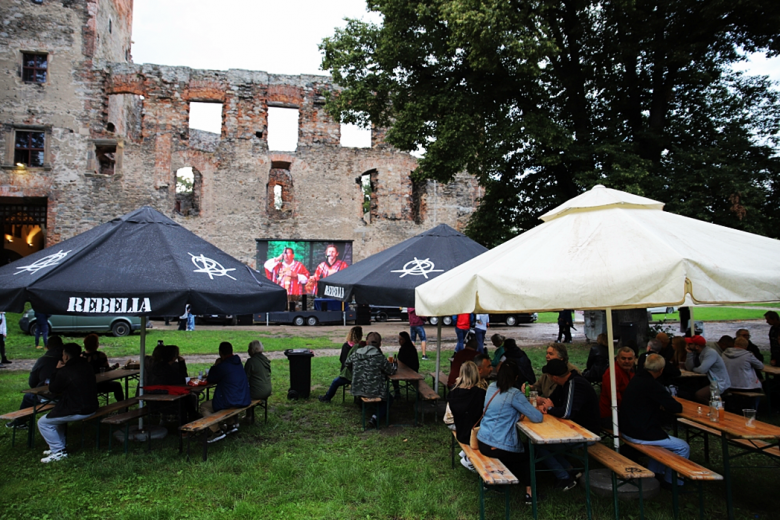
[274,185,283,210]
[14,131,45,167]
[189,102,223,135]
[22,53,48,83]
[95,144,116,175]
[267,107,299,151]
[340,122,372,148]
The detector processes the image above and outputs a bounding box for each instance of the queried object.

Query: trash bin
[355,303,371,325]
[284,349,314,399]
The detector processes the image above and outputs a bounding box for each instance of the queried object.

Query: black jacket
[503,345,536,386]
[582,344,609,383]
[548,372,601,435]
[619,370,682,441]
[149,361,186,386]
[398,342,419,372]
[28,349,61,388]
[47,356,99,419]
[338,342,352,370]
[448,386,487,445]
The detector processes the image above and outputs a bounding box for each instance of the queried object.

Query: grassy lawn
[1,332,779,519]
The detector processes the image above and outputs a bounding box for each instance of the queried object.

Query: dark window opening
[175,167,201,216]
[95,144,116,175]
[267,168,293,218]
[358,169,377,221]
[106,122,116,133]
[255,131,263,139]
[22,53,47,83]
[14,131,45,167]
[108,19,112,34]
[411,178,427,224]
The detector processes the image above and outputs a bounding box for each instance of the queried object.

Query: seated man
[619,354,688,487]
[684,335,731,403]
[582,333,609,383]
[6,336,64,429]
[599,347,636,426]
[637,338,680,385]
[345,331,397,429]
[538,358,601,490]
[448,336,479,388]
[245,340,272,401]
[200,342,251,444]
[532,343,578,397]
[82,333,123,402]
[655,332,675,363]
[37,342,99,463]
[473,353,493,389]
[723,337,764,410]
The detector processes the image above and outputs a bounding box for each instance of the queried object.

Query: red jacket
[456,314,471,330]
[599,362,634,418]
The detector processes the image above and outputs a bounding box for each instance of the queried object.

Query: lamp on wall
[15,163,27,170]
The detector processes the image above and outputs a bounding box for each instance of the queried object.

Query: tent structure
[0,206,287,425]
[317,223,488,391]
[416,185,780,447]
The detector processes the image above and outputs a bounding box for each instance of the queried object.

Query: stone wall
[0,0,480,268]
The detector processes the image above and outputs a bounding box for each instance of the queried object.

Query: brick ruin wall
[0,0,481,268]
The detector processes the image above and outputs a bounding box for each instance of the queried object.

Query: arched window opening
[175,166,202,216]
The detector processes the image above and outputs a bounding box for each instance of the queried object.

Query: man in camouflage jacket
[346,332,397,428]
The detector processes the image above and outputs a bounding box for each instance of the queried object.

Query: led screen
[256,240,353,297]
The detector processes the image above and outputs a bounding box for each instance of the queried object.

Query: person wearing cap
[599,347,636,423]
[620,353,688,488]
[535,358,600,491]
[346,331,397,429]
[637,338,680,385]
[684,335,731,404]
[764,311,780,366]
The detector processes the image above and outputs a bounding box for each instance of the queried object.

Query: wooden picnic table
[762,364,780,376]
[23,368,141,397]
[387,360,424,426]
[678,369,707,378]
[518,413,601,520]
[673,396,780,520]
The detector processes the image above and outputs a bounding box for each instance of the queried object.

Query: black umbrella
[0,206,287,422]
[317,224,488,307]
[0,206,287,316]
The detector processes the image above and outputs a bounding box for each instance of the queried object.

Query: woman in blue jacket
[476,360,543,504]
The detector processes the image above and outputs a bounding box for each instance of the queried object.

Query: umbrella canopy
[415,185,780,450]
[317,223,487,307]
[415,185,780,315]
[0,206,288,316]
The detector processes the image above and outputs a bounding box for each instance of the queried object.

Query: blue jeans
[475,328,486,353]
[536,445,576,480]
[323,376,350,401]
[455,328,468,352]
[35,323,49,347]
[622,433,690,484]
[186,314,195,331]
[410,325,426,343]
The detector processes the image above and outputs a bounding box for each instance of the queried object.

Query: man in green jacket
[345,332,397,428]
[244,340,271,401]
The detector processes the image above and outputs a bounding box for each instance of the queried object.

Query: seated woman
[319,326,363,403]
[82,333,123,401]
[393,331,419,398]
[532,343,579,398]
[448,361,487,471]
[148,344,200,421]
[497,339,536,388]
[477,360,544,504]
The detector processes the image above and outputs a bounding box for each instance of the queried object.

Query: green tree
[321,0,780,246]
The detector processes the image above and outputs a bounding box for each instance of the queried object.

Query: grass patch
[1,342,779,519]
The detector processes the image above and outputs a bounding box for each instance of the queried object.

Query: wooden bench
[415,380,440,424]
[450,430,518,520]
[678,417,780,463]
[81,398,140,449]
[101,408,150,455]
[0,403,55,447]
[622,437,722,520]
[180,399,266,461]
[359,397,388,430]
[588,442,654,520]
[428,371,449,398]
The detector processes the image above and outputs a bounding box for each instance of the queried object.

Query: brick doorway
[0,198,47,265]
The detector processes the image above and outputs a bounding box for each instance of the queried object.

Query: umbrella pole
[606,309,620,450]
[138,316,146,430]
[434,319,443,393]
[689,307,695,336]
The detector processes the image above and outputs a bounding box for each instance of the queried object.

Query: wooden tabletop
[22,369,140,396]
[517,414,601,445]
[678,369,707,378]
[762,364,780,376]
[674,397,780,440]
[389,361,424,381]
[137,392,191,402]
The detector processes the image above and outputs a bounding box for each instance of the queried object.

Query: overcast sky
[132,0,780,147]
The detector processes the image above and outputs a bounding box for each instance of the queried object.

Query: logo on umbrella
[391,257,444,278]
[14,250,71,275]
[190,253,236,280]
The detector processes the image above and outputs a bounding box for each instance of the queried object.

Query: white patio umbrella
[415,184,780,448]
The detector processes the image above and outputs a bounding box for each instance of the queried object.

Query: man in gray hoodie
[685,335,731,404]
[722,337,763,409]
